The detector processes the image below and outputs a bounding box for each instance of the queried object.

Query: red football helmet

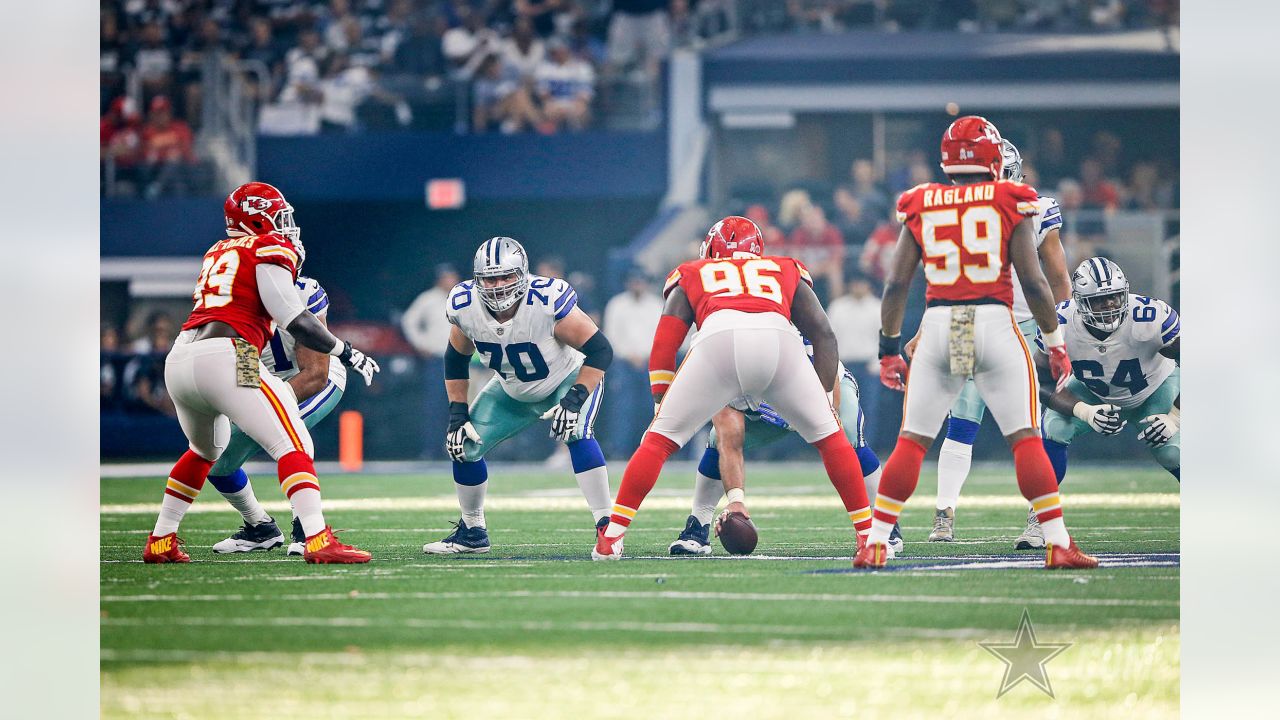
[939,115,1004,178]
[224,182,299,243]
[701,216,765,259]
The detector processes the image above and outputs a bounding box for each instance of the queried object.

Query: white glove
[445,401,482,461]
[1073,402,1126,436]
[337,341,380,386]
[540,383,589,442]
[1138,407,1179,447]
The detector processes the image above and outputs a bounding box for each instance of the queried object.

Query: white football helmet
[1001,139,1024,182]
[1072,257,1129,332]
[473,236,530,312]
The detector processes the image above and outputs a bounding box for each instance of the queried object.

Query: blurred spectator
[777,188,813,231]
[129,311,176,354]
[393,14,447,80]
[502,17,547,79]
[101,96,144,192]
[134,21,176,98]
[322,0,360,51]
[1034,127,1071,186]
[401,264,462,459]
[743,204,786,250]
[1079,158,1120,211]
[858,206,901,286]
[141,96,196,198]
[1125,161,1173,211]
[787,0,844,32]
[473,53,541,133]
[536,256,566,280]
[238,18,284,102]
[601,269,664,457]
[515,0,566,37]
[839,159,889,221]
[101,325,124,411]
[176,17,224,125]
[443,7,502,76]
[568,16,607,66]
[607,0,671,81]
[317,53,410,133]
[286,28,331,83]
[535,39,595,132]
[785,204,845,299]
[101,9,128,105]
[825,277,882,429]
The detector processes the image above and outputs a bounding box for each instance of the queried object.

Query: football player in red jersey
[854,116,1097,570]
[143,182,381,565]
[592,216,873,560]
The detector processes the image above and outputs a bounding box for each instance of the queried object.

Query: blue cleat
[211,516,284,554]
[423,519,491,554]
[888,521,905,556]
[668,515,713,556]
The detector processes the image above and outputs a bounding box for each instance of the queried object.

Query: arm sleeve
[648,314,690,397]
[1158,301,1180,346]
[257,263,307,328]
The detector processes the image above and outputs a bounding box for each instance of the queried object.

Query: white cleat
[286,542,305,556]
[1014,510,1046,550]
[211,518,285,554]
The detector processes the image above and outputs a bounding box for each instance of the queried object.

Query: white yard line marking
[100,589,1177,607]
[100,492,1179,516]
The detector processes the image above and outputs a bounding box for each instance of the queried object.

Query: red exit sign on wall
[425,178,466,209]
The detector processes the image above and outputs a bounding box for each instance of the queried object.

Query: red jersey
[181,233,301,350]
[663,255,813,327]
[896,179,1039,306]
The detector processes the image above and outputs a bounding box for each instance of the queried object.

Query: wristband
[1041,327,1065,348]
[725,488,745,505]
[878,331,901,358]
[329,337,346,357]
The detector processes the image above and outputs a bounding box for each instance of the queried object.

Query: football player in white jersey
[206,276,348,555]
[1035,257,1180,487]
[424,236,614,554]
[906,139,1073,546]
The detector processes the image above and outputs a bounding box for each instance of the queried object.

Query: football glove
[541,383,590,442]
[338,341,380,386]
[1039,328,1072,391]
[1073,402,1126,436]
[879,354,908,391]
[1138,407,1179,447]
[445,401,482,462]
[756,402,790,430]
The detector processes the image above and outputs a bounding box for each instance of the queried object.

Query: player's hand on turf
[541,383,589,442]
[338,341,380,386]
[756,402,790,429]
[1138,412,1178,447]
[1074,402,1126,435]
[879,354,908,391]
[446,401,481,461]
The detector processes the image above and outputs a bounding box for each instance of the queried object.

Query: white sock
[574,466,612,523]
[289,487,326,537]
[152,495,191,536]
[221,485,271,525]
[936,439,974,510]
[605,521,627,538]
[1041,517,1070,548]
[862,466,882,507]
[868,518,895,544]
[691,471,723,525]
[457,481,487,529]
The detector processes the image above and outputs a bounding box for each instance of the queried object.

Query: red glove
[1047,345,1072,391]
[879,354,909,391]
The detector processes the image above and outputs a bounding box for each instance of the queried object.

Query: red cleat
[592,526,624,561]
[853,540,890,568]
[143,532,190,563]
[1045,540,1098,569]
[303,527,371,564]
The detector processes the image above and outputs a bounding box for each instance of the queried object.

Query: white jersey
[446,274,584,402]
[1010,195,1064,323]
[260,276,348,392]
[1036,294,1179,409]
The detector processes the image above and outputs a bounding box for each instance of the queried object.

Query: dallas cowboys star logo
[979,609,1071,698]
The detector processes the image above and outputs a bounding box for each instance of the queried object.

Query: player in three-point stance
[856,115,1097,570]
[424,236,614,554]
[1035,257,1180,484]
[143,182,381,564]
[206,275,348,556]
[913,138,1073,548]
[668,356,901,557]
[594,216,874,561]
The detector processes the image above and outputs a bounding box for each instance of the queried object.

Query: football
[716,511,759,555]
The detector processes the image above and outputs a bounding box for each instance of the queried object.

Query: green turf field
[100,463,1179,719]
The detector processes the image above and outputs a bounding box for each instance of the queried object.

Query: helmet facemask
[475,269,528,312]
[1078,289,1129,332]
[1001,140,1024,182]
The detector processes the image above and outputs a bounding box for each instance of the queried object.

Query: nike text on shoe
[212,517,285,553]
[668,515,712,556]
[303,526,371,564]
[143,532,190,564]
[422,519,491,554]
